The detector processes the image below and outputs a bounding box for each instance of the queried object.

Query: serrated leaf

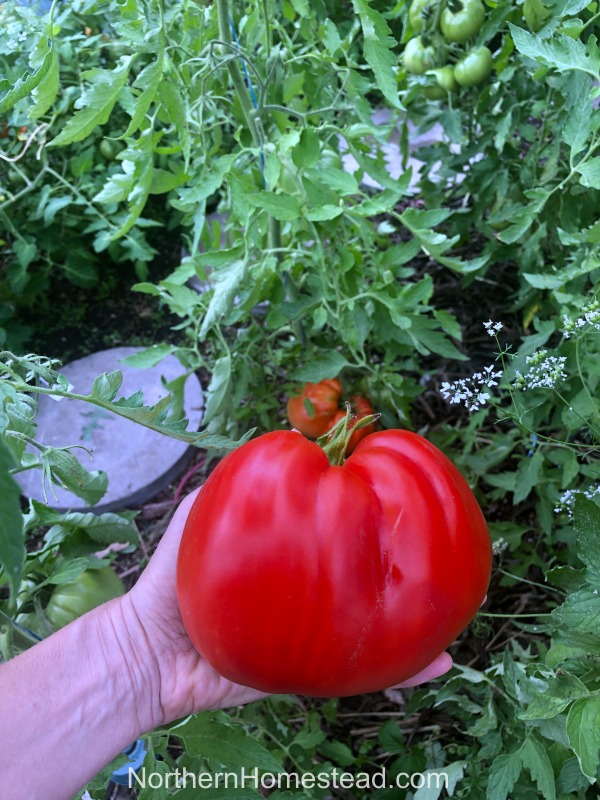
[521,736,556,800]
[29,42,59,120]
[0,38,54,114]
[48,56,133,147]
[305,205,343,221]
[202,355,231,427]
[200,260,247,339]
[119,50,164,139]
[91,371,123,403]
[576,157,600,189]
[519,672,589,720]
[566,697,600,781]
[120,345,177,369]
[43,448,108,506]
[175,712,284,773]
[352,0,401,110]
[509,24,600,77]
[513,450,544,504]
[487,751,523,800]
[292,352,349,382]
[553,588,600,635]
[246,192,301,221]
[0,439,25,600]
[574,495,600,583]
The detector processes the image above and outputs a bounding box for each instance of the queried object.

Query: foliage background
[1,0,600,797]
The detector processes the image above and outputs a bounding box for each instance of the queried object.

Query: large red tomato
[176,429,491,697]
[286,378,343,438]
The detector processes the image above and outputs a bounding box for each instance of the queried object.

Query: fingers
[393,652,453,688]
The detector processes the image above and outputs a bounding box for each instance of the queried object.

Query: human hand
[114,489,453,733]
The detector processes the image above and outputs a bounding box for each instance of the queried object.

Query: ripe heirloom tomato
[440,0,485,44]
[329,394,376,454]
[403,37,436,75]
[177,429,492,697]
[287,378,343,439]
[454,46,493,86]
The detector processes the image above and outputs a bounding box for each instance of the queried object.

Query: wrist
[96,593,165,736]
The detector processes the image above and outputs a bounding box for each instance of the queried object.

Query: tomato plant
[453,45,493,86]
[176,427,491,697]
[46,567,125,630]
[286,379,343,438]
[403,37,437,74]
[440,0,485,43]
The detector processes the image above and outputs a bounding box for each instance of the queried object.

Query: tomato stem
[318,404,380,465]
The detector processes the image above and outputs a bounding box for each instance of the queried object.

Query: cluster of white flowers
[440,364,503,412]
[492,537,509,556]
[484,320,503,337]
[512,349,567,391]
[554,485,600,516]
[563,300,600,339]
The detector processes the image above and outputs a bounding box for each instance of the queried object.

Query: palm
[129,489,452,728]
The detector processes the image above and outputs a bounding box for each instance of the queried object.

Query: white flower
[440,366,502,412]
[555,485,600,516]
[483,320,503,337]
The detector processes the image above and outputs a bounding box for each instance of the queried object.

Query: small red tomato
[286,378,343,438]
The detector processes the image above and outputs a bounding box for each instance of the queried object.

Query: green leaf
[0,38,55,114]
[576,157,600,189]
[306,167,359,196]
[175,712,284,773]
[27,502,137,545]
[378,720,404,754]
[119,50,164,140]
[487,750,523,800]
[399,207,489,273]
[202,355,232,427]
[200,260,247,339]
[292,351,349,382]
[43,448,108,505]
[305,205,343,221]
[246,192,301,221]
[521,736,556,800]
[158,79,190,167]
[120,345,177,369]
[29,40,59,120]
[48,56,133,147]
[0,439,25,600]
[352,0,402,109]
[573,496,600,583]
[553,588,600,635]
[91,371,123,403]
[509,25,600,78]
[566,697,600,782]
[519,672,588,720]
[513,450,544,504]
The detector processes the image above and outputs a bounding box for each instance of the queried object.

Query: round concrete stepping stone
[16,347,203,513]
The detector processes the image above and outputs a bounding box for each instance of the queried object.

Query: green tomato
[99,139,117,161]
[441,0,485,43]
[454,46,493,87]
[424,65,458,99]
[45,567,125,630]
[408,0,438,32]
[403,37,436,75]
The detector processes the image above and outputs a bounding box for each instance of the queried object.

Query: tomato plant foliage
[1,0,600,797]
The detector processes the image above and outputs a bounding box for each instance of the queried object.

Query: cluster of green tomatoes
[403,0,493,99]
